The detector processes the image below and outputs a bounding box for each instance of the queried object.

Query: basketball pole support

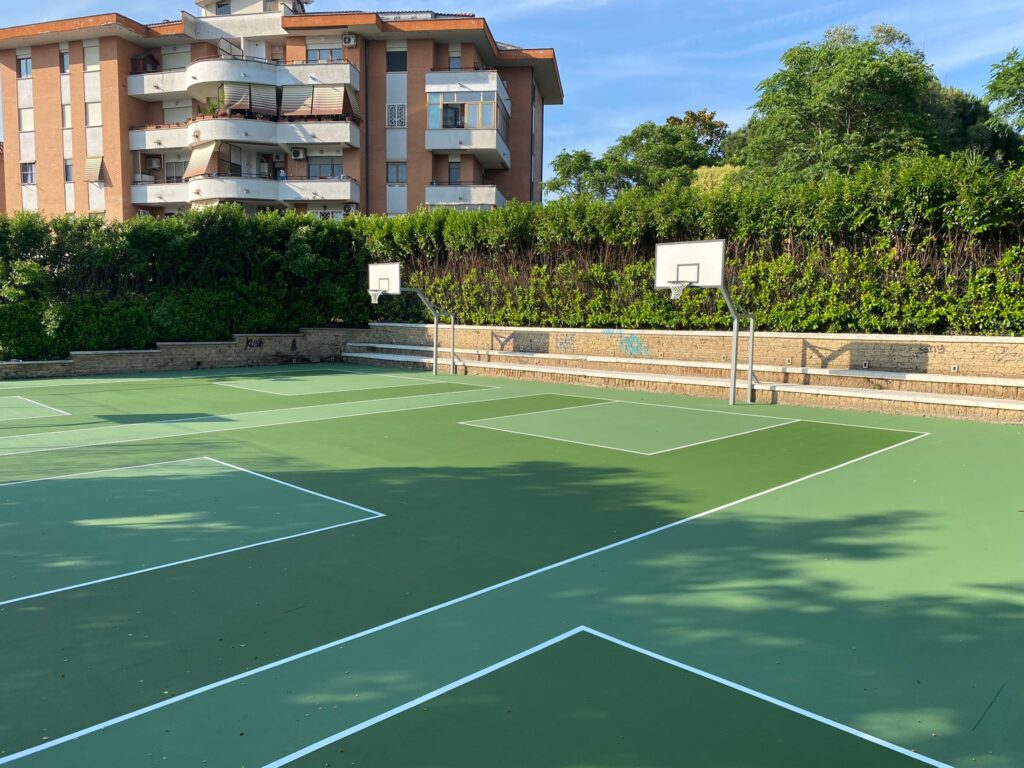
[402,288,457,376]
[719,285,755,406]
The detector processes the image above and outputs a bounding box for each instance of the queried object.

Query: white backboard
[655,240,725,290]
[368,262,402,295]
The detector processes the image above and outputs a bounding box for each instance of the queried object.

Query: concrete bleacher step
[342,345,1024,424]
[345,342,1024,402]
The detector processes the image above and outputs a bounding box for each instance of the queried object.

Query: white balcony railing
[425,129,511,170]
[425,184,505,209]
[131,176,360,207]
[129,119,360,151]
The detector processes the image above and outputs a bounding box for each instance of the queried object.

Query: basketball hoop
[667,280,692,300]
[368,289,384,305]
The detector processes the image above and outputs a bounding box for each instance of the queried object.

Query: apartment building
[0,0,561,221]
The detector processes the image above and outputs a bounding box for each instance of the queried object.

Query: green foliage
[986,49,1024,133]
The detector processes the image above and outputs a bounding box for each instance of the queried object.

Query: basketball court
[0,248,1019,766]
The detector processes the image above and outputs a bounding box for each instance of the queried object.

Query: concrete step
[342,349,1024,424]
[345,343,1024,401]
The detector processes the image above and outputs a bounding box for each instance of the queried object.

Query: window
[17,57,32,79]
[62,104,72,129]
[386,162,407,184]
[18,108,34,133]
[385,50,407,72]
[448,159,461,185]
[84,45,100,72]
[449,55,461,71]
[64,160,74,183]
[219,144,243,177]
[215,0,232,15]
[21,163,37,185]
[386,103,407,129]
[86,102,102,127]
[165,161,186,183]
[442,104,463,129]
[306,47,344,64]
[59,50,71,74]
[307,156,343,179]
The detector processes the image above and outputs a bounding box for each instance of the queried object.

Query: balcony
[425,184,505,209]
[127,56,359,101]
[425,69,510,107]
[127,69,189,101]
[129,118,360,152]
[425,129,511,169]
[131,175,359,208]
[128,125,189,151]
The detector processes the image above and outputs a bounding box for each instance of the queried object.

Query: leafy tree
[743,24,938,175]
[545,119,708,198]
[668,108,728,160]
[986,49,1024,132]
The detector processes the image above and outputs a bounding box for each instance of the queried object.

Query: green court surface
[0,364,1020,767]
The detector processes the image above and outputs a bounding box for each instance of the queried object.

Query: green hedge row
[2,151,1023,361]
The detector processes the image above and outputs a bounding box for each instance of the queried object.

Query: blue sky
[4,0,1023,165]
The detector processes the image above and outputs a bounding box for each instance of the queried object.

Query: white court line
[213,371,435,396]
[0,384,507,459]
[0,396,71,422]
[0,457,384,608]
[461,404,800,456]
[263,625,954,768]
[0,429,929,764]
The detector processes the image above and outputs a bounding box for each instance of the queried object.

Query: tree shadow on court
[1,454,1020,767]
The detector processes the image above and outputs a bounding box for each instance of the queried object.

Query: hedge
[1,151,1023,361]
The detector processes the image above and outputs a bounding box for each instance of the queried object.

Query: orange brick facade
[0,4,561,221]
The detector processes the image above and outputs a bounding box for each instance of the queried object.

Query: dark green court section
[0,394,905,756]
[292,631,930,768]
[0,457,378,604]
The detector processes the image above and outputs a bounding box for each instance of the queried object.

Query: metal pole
[720,286,741,406]
[451,316,457,375]
[433,315,439,376]
[747,316,756,404]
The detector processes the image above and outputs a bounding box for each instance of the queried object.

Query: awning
[183,142,218,180]
[344,86,361,119]
[310,87,344,117]
[280,85,314,118]
[221,82,250,112]
[250,84,278,117]
[84,157,104,183]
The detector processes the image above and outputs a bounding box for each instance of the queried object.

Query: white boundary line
[0,385,509,459]
[0,457,384,608]
[0,395,71,422]
[263,625,954,768]
[461,400,800,456]
[212,372,435,397]
[0,429,929,764]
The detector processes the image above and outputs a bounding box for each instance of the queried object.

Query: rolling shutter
[84,157,104,183]
[280,85,314,118]
[250,84,278,117]
[183,142,218,180]
[220,83,251,112]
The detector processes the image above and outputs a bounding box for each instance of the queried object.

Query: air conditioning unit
[273,152,285,162]
[290,148,306,161]
[342,34,358,48]
[343,203,356,214]
[145,157,162,170]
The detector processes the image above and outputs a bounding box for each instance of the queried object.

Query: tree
[668,109,728,160]
[545,118,709,198]
[743,24,937,176]
[986,49,1024,133]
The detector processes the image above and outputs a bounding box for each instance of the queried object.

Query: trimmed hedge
[2,151,1023,361]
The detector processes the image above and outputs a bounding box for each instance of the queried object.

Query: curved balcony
[129,119,360,152]
[185,57,358,102]
[127,69,189,101]
[132,175,360,207]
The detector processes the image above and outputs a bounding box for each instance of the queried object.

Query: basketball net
[667,281,693,300]
[369,290,384,305]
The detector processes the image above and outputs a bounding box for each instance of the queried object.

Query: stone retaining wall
[368,323,1024,379]
[0,329,358,381]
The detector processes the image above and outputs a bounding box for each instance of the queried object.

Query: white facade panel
[16,78,32,109]
[60,75,71,105]
[86,128,104,157]
[88,182,106,212]
[385,73,407,104]
[84,72,102,103]
[386,185,408,215]
[63,129,73,156]
[65,183,75,212]
[19,132,35,164]
[21,184,38,211]
[386,129,408,161]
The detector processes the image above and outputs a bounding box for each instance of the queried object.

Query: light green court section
[0,396,67,423]
[461,398,797,454]
[211,368,433,396]
[0,456,380,605]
